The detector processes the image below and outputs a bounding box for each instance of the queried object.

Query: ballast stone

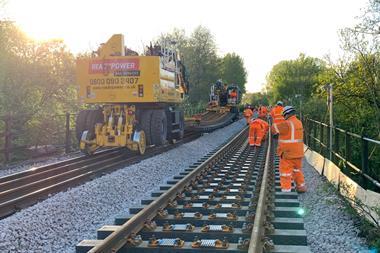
[0,119,246,253]
[299,159,369,253]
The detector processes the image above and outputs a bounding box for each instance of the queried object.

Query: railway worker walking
[270,101,285,124]
[272,106,306,193]
[258,105,268,119]
[243,105,253,125]
[249,113,267,147]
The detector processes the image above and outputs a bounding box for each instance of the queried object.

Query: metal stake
[325,84,333,161]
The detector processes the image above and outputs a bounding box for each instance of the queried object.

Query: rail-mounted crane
[75,34,189,154]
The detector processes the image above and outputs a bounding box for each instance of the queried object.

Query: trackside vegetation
[0,23,247,162]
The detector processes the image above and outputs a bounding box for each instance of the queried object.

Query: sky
[4,0,368,92]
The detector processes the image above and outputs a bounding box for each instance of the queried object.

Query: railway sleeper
[266,152,311,253]
[76,130,281,253]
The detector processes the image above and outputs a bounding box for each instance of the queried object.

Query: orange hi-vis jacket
[249,118,267,146]
[230,91,237,98]
[243,108,253,118]
[251,117,269,133]
[260,119,269,133]
[272,115,304,159]
[259,106,268,118]
[270,105,285,124]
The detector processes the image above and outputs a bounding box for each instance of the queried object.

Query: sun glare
[7,0,368,92]
[20,21,63,41]
[9,0,77,42]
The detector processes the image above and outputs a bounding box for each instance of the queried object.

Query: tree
[337,0,380,137]
[318,55,380,136]
[220,53,247,94]
[159,26,248,104]
[243,92,269,107]
[158,28,188,53]
[185,26,220,103]
[0,21,77,150]
[266,53,326,106]
[355,0,380,35]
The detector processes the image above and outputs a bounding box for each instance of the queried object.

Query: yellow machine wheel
[83,143,97,155]
[138,130,146,155]
[79,130,97,155]
[132,130,146,155]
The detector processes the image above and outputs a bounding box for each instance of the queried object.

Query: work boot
[296,185,307,193]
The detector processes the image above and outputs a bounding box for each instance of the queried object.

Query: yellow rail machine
[76,34,189,154]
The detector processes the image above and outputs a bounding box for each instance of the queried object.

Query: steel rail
[0,148,119,184]
[248,128,272,253]
[0,152,125,192]
[1,119,216,185]
[0,131,201,219]
[187,113,236,132]
[87,127,248,253]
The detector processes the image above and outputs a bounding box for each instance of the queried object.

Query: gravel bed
[300,159,369,253]
[0,119,246,253]
[0,152,82,178]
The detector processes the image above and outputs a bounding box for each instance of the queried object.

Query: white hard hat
[283,106,295,117]
[277,101,284,106]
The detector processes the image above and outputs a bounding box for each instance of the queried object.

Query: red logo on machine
[89,59,139,74]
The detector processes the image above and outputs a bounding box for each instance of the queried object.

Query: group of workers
[243,101,306,193]
[210,80,240,107]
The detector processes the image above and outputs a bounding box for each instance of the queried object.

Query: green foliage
[266,51,380,181]
[0,21,78,160]
[159,27,219,103]
[262,0,380,191]
[186,26,220,103]
[0,23,248,162]
[243,92,269,107]
[180,97,207,117]
[160,26,247,104]
[331,54,380,137]
[333,0,380,137]
[266,53,326,105]
[220,53,247,94]
[301,97,327,122]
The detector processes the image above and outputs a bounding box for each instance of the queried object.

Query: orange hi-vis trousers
[249,122,265,146]
[279,158,305,192]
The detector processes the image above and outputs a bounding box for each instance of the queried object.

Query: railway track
[186,111,237,132]
[76,128,311,253]
[197,110,226,121]
[0,131,201,219]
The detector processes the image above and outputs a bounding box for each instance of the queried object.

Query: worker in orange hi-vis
[243,105,253,125]
[249,113,267,147]
[258,105,268,119]
[270,101,285,124]
[229,89,238,104]
[272,106,306,193]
